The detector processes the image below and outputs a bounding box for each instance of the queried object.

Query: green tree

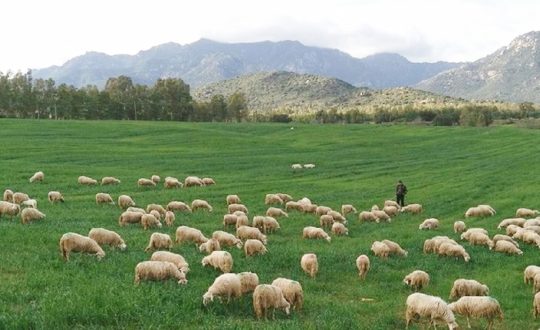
[152,78,192,121]
[104,76,134,119]
[227,92,248,122]
[209,95,228,121]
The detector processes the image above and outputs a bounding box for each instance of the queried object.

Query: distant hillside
[417,31,540,103]
[33,39,459,89]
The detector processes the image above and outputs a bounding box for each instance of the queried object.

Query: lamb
[535,291,540,318]
[271,278,303,311]
[252,215,266,230]
[59,233,105,261]
[223,214,238,227]
[138,178,156,187]
[298,197,312,205]
[144,233,173,252]
[303,163,315,169]
[237,226,268,244]
[405,292,458,330]
[263,216,280,233]
[453,221,466,233]
[151,175,160,184]
[12,192,30,205]
[359,211,378,222]
[202,177,216,185]
[88,228,126,250]
[134,261,187,285]
[234,211,249,227]
[149,210,161,220]
[384,200,401,209]
[438,242,470,262]
[101,176,121,185]
[166,201,192,213]
[356,255,370,280]
[202,251,233,273]
[150,251,189,273]
[175,226,208,245]
[316,205,332,216]
[460,228,489,240]
[3,189,13,202]
[46,191,64,203]
[491,234,519,248]
[0,201,20,219]
[492,240,523,255]
[141,214,162,230]
[146,204,166,216]
[497,217,526,229]
[244,239,268,256]
[253,284,291,319]
[340,204,357,216]
[238,272,259,294]
[419,218,439,230]
[382,239,408,257]
[403,270,430,291]
[22,199,37,208]
[192,199,213,212]
[300,253,318,278]
[302,226,331,242]
[448,296,503,330]
[118,195,136,209]
[265,194,284,205]
[382,205,399,217]
[212,230,243,248]
[203,273,242,306]
[199,238,221,254]
[291,164,302,170]
[29,171,44,183]
[320,214,334,227]
[20,208,45,224]
[266,207,288,218]
[524,265,540,285]
[372,210,391,223]
[285,201,303,212]
[164,211,175,226]
[78,175,97,185]
[400,203,423,214]
[226,194,241,205]
[228,203,248,214]
[449,279,489,299]
[465,204,496,218]
[464,231,493,249]
[331,222,348,236]
[95,193,114,205]
[118,211,144,226]
[275,193,293,203]
[328,210,346,223]
[371,241,391,259]
[516,208,539,218]
[164,176,182,188]
[184,176,204,187]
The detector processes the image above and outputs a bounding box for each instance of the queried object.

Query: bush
[459,106,494,127]
[270,114,292,123]
[433,108,460,126]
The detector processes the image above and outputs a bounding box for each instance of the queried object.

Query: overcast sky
[1,0,539,72]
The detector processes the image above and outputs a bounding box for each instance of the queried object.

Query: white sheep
[175,226,208,245]
[199,238,221,254]
[497,217,526,229]
[0,201,20,219]
[78,175,97,185]
[244,239,268,256]
[423,236,458,254]
[263,216,281,233]
[226,194,241,205]
[341,204,357,216]
[464,231,493,249]
[20,208,45,224]
[405,292,458,330]
[505,224,523,236]
[291,164,302,170]
[253,284,291,319]
[202,250,233,273]
[403,270,430,291]
[202,177,215,185]
[166,201,192,213]
[3,189,13,202]
[438,242,470,262]
[184,176,204,187]
[419,218,439,230]
[371,241,391,259]
[101,176,121,185]
[285,201,303,212]
[46,191,64,203]
[275,193,293,203]
[137,178,156,187]
[149,209,162,220]
[265,194,284,205]
[302,203,318,214]
[516,207,539,218]
[453,221,466,233]
[95,193,114,205]
[144,233,173,252]
[328,210,346,223]
[300,253,318,278]
[449,279,489,299]
[331,222,348,236]
[358,211,378,222]
[271,277,303,311]
[88,228,126,250]
[118,195,135,209]
[320,214,334,227]
[134,261,187,285]
[460,228,489,240]
[491,234,519,249]
[382,205,399,217]
[164,176,182,188]
[164,211,175,227]
[150,251,189,273]
[29,171,44,183]
[382,239,408,257]
[234,212,250,228]
[192,199,213,212]
[22,199,37,208]
[12,192,30,205]
[238,272,260,294]
[400,203,423,214]
[465,204,496,218]
[266,207,288,218]
[534,291,540,318]
[316,205,332,216]
[127,206,146,214]
[203,273,242,306]
[146,204,166,216]
[212,230,243,248]
[372,210,391,223]
[525,219,540,227]
[302,226,331,243]
[141,214,162,230]
[237,226,267,244]
[524,265,540,285]
[356,255,370,280]
[223,214,238,227]
[118,211,144,226]
[534,273,540,293]
[228,203,248,214]
[448,296,503,330]
[151,175,160,184]
[59,233,105,261]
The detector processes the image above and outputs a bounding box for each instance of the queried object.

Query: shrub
[433,108,460,126]
[459,106,494,127]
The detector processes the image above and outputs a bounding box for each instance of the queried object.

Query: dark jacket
[396,183,407,196]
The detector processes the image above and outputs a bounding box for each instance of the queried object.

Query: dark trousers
[396,194,405,207]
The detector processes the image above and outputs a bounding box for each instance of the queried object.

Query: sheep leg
[466,316,471,328]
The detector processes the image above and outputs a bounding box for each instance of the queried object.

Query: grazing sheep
[146,204,166,216]
[506,224,523,237]
[271,278,303,311]
[373,210,391,223]
[382,239,408,257]
[454,221,466,233]
[371,241,391,259]
[22,199,37,208]
[244,239,268,256]
[184,176,204,187]
[149,210,161,220]
[212,230,243,248]
[234,211,249,228]
[127,206,146,214]
[438,242,470,262]
[151,175,160,184]
[265,194,284,205]
[303,163,315,169]
[516,208,539,218]
[298,197,312,205]
[78,176,97,185]
[29,171,44,183]
[88,228,126,250]
[166,201,192,213]
[320,214,334,227]
[164,211,175,227]
[285,201,303,212]
[47,191,64,203]
[525,225,540,235]
[302,226,331,242]
[238,272,259,294]
[341,204,357,216]
[492,240,523,255]
[382,205,399,217]
[175,226,208,245]
[518,230,540,247]
[449,279,489,299]
[150,251,189,273]
[203,273,242,306]
[400,203,423,214]
[0,201,20,219]
[237,226,268,244]
[291,164,302,170]
[226,194,241,205]
[202,177,215,185]
[223,214,238,227]
[300,253,318,278]
[419,218,439,230]
[192,199,213,212]
[448,296,503,330]
[101,176,121,185]
[164,176,182,189]
[118,195,135,209]
[534,273,540,293]
[263,216,280,233]
[464,231,493,249]
[199,238,221,254]
[328,210,346,223]
[275,193,293,203]
[525,266,540,285]
[141,214,162,230]
[316,205,332,216]
[202,251,233,273]
[252,215,266,231]
[359,211,378,222]
[95,193,114,205]
[331,222,348,236]
[20,208,45,224]
[302,203,318,214]
[266,207,288,218]
[134,261,187,285]
[253,284,291,319]
[228,203,248,214]
[525,219,540,228]
[491,234,519,248]
[534,291,540,318]
[403,270,430,291]
[137,178,156,187]
[3,189,13,202]
[59,233,105,261]
[423,236,458,254]
[405,292,458,330]
[465,205,496,218]
[497,217,526,229]
[356,255,370,280]
[461,228,489,240]
[12,192,30,205]
[144,233,173,252]
[118,211,144,226]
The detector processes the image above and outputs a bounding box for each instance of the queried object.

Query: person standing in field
[396,180,407,207]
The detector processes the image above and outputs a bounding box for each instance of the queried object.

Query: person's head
[398,180,403,184]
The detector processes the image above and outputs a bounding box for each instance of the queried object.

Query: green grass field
[1,119,539,329]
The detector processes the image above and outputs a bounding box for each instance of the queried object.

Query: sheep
[223,214,238,227]
[384,200,401,208]
[328,210,346,223]
[184,176,204,187]
[302,203,318,214]
[202,177,215,185]
[141,214,162,230]
[0,201,20,219]
[271,278,303,311]
[253,284,291,319]
[492,240,523,255]
[212,230,243,248]
[285,201,303,212]
[525,219,540,227]
[438,242,470,262]
[356,255,370,280]
[12,192,30,205]
[234,211,249,228]
[150,251,189,273]
[298,197,312,205]
[492,234,519,248]
[382,205,399,217]
[303,163,315,169]
[423,236,458,254]
[78,176,97,185]
[244,239,268,256]
[400,203,423,214]
[95,193,114,205]
[199,238,221,254]
[524,265,540,285]
[320,214,334,227]
[521,230,540,247]
[331,222,348,236]
[405,293,458,330]
[454,221,466,233]
[134,261,187,285]
[59,233,105,261]
[144,233,173,252]
[226,194,241,205]
[137,178,156,187]
[403,270,430,291]
[164,211,175,227]
[371,241,391,259]
[460,228,489,240]
[449,279,489,299]
[252,215,267,230]
[316,205,332,216]
[237,226,268,244]
[448,296,503,330]
[175,226,208,245]
[164,176,182,189]
[118,195,135,209]
[146,204,166,216]
[373,210,391,223]
[202,251,233,273]
[149,210,161,220]
[263,216,280,233]
[340,204,356,216]
[359,211,378,222]
[3,189,13,202]
[533,273,540,293]
[516,208,539,218]
[127,206,146,214]
[266,207,287,218]
[151,175,160,184]
[21,199,37,208]
[382,239,408,257]
[419,218,439,230]
[192,199,213,212]
[534,291,540,318]
[88,228,126,250]
[238,272,259,294]
[29,171,44,183]
[465,204,496,218]
[302,226,331,243]
[275,193,293,203]
[166,201,192,213]
[203,273,242,306]
[228,203,248,214]
[464,231,493,249]
[300,253,318,278]
[497,217,526,229]
[291,164,302,170]
[505,224,523,237]
[20,208,45,224]
[101,176,121,185]
[265,194,284,205]
[525,225,540,234]
[118,211,144,226]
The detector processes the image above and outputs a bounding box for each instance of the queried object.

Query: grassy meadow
[1,119,540,329]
